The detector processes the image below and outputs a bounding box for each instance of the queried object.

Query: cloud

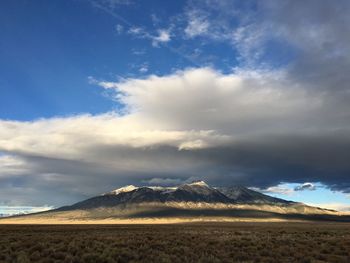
[152,29,171,47]
[143,178,183,186]
[115,24,124,34]
[138,63,149,73]
[294,183,316,191]
[98,67,338,135]
[150,14,161,26]
[127,26,171,47]
[90,0,133,10]
[252,185,295,196]
[0,154,28,176]
[185,13,210,38]
[132,49,145,56]
[181,1,256,43]
[180,0,350,71]
[2,65,350,206]
[127,26,145,36]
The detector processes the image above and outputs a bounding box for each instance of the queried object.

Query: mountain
[2,181,349,223]
[57,181,232,211]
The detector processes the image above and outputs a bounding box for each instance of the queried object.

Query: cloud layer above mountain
[1,66,350,206]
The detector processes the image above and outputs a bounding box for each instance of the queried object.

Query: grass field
[0,222,349,262]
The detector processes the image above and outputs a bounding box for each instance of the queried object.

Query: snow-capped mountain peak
[107,185,138,195]
[104,181,211,196]
[186,180,209,187]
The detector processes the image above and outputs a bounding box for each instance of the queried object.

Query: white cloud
[115,24,124,34]
[91,0,133,9]
[231,24,268,65]
[150,13,161,25]
[185,15,210,38]
[132,49,145,55]
[152,29,171,47]
[252,185,295,196]
[0,112,228,161]
[127,26,144,36]
[127,27,171,47]
[139,63,148,73]
[181,2,248,46]
[98,67,327,135]
[155,30,171,42]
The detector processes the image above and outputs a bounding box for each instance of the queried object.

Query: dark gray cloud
[294,183,316,192]
[1,128,350,206]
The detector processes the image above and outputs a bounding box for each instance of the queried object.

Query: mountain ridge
[2,180,349,223]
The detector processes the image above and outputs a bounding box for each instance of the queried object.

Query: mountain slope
[216,186,292,205]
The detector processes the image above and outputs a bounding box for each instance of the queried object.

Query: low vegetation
[0,222,349,262]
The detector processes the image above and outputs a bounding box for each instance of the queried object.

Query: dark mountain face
[167,182,232,203]
[58,188,164,211]
[216,186,292,205]
[57,181,293,212]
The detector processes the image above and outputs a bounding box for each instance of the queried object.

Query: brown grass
[0,222,349,262]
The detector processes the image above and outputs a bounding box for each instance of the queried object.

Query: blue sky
[1,0,350,214]
[0,0,245,120]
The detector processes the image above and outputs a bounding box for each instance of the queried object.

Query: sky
[1,0,350,214]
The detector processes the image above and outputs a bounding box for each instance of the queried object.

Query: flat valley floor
[0,222,349,263]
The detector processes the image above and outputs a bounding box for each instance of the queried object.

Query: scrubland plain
[0,222,349,263]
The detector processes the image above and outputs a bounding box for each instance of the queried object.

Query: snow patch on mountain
[104,181,214,196]
[106,185,138,195]
[148,186,177,193]
[187,180,209,187]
